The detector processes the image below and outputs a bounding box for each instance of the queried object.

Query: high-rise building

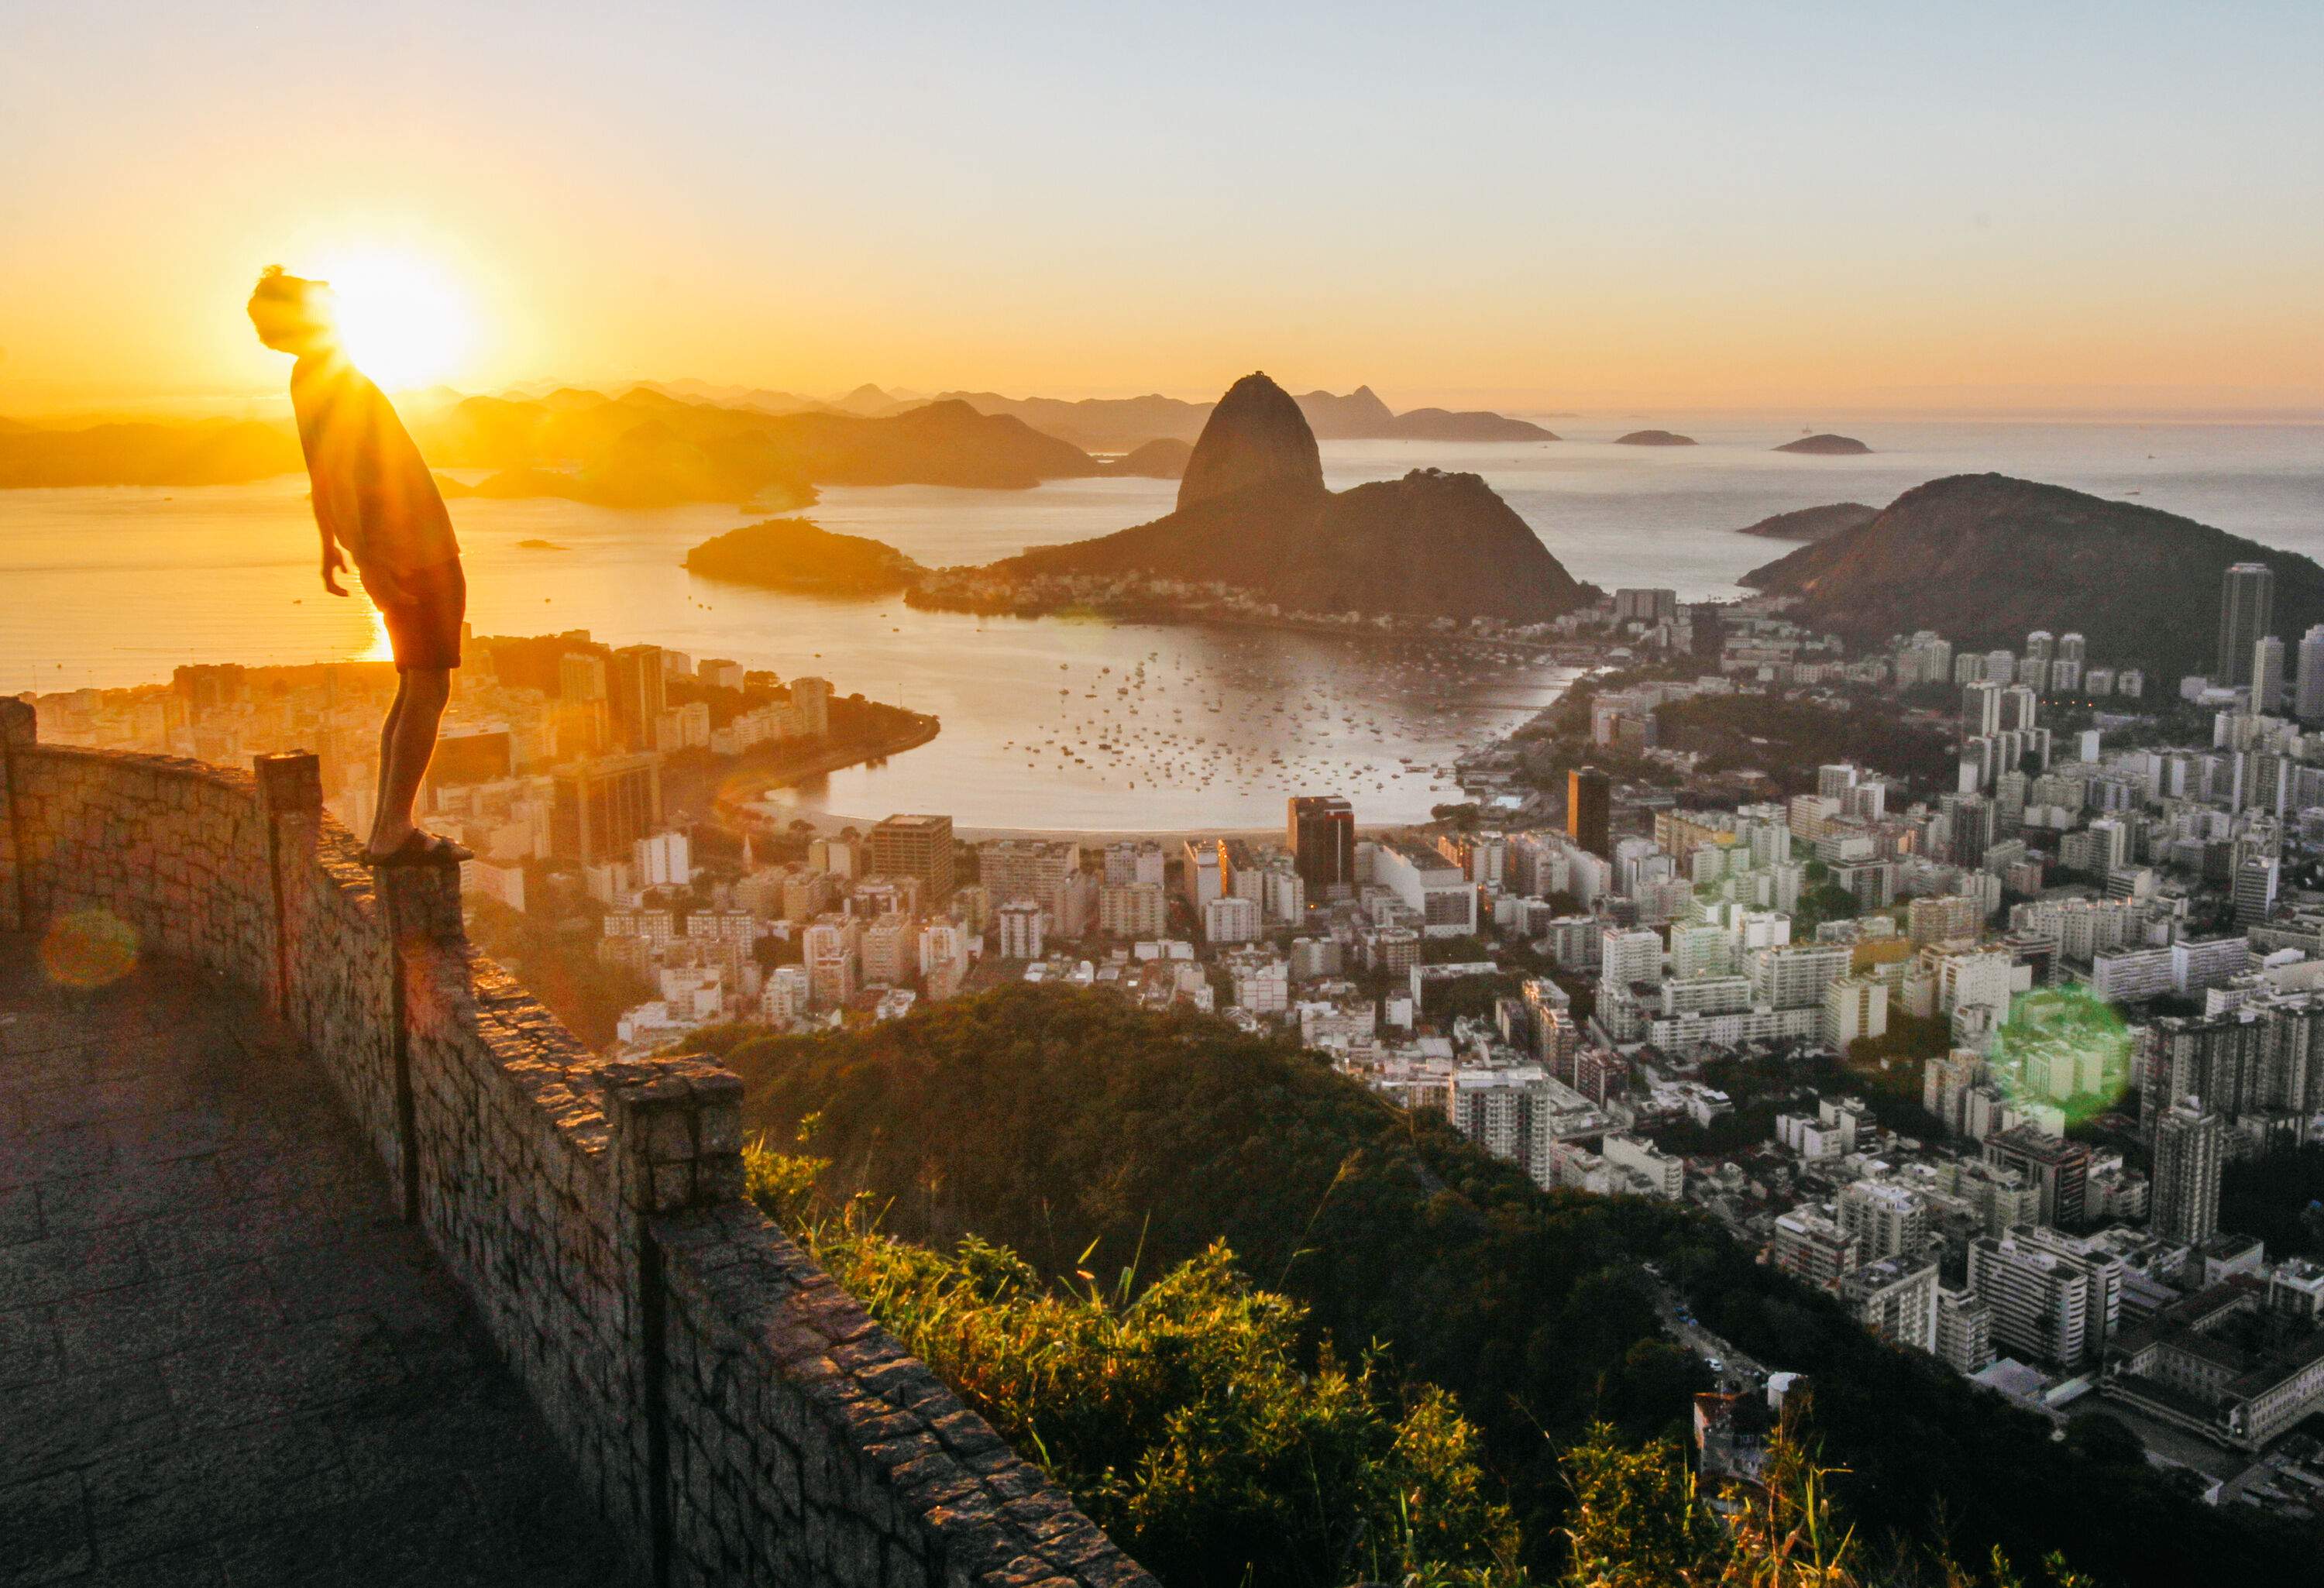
[2296,626,2324,723]
[790,676,832,737]
[608,644,667,751]
[1966,1228,2122,1370]
[995,899,1043,959]
[1997,684,2039,733]
[1982,1126,2092,1229]
[1838,1180,1927,1262]
[1772,1208,1859,1292]
[1961,679,2003,737]
[1844,1256,1939,1353]
[2218,562,2275,686]
[1098,881,1167,939]
[868,813,954,903]
[2233,854,2280,925]
[1181,838,1224,913]
[802,917,860,1009]
[1287,795,1356,898]
[557,651,612,758]
[1566,767,1612,859]
[2253,634,2286,714]
[550,754,662,865]
[1934,1285,1995,1374]
[2150,1098,2224,1246]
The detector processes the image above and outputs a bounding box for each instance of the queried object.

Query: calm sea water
[4,416,2318,830]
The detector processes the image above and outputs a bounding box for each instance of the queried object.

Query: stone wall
[0,699,1155,1588]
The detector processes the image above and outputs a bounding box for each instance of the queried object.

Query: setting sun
[312,247,473,390]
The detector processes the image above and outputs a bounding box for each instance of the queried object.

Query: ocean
[4,414,2318,831]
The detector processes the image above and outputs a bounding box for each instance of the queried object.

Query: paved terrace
[0,942,620,1586]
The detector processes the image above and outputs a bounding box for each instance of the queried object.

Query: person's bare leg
[368,678,407,851]
[367,667,451,856]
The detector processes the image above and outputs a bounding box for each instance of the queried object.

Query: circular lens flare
[40,906,140,989]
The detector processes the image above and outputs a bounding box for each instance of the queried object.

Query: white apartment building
[1374,840,1479,938]
[1968,1228,2124,1371]
[996,899,1044,960]
[1846,1256,1940,1353]
[1601,1133,1683,1198]
[1204,894,1261,944]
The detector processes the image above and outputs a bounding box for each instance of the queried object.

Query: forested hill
[1741,473,2324,679]
[709,985,2306,1585]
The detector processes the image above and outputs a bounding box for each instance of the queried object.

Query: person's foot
[364,830,474,867]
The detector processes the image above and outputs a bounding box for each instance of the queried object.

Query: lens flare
[40,907,140,989]
[1989,986,2134,1133]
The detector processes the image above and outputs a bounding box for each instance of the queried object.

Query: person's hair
[246,264,337,352]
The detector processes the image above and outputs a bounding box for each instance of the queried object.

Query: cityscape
[26,555,2324,1507]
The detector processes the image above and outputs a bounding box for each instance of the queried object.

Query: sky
[4,1,2321,416]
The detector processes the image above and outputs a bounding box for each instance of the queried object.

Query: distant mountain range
[918,384,1560,452]
[0,418,301,488]
[0,377,1556,493]
[1741,473,2324,679]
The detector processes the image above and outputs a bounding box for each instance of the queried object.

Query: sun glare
[314,248,473,390]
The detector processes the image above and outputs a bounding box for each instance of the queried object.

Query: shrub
[746,1143,1523,1588]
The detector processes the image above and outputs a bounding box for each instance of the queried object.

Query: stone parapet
[0,711,1155,1588]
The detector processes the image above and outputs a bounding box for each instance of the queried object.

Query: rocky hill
[1741,473,2324,678]
[1174,372,1325,510]
[1614,429,1695,446]
[1775,433,1872,455]
[1734,501,1880,541]
[990,373,1593,622]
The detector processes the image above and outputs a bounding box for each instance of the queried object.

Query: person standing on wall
[248,265,473,865]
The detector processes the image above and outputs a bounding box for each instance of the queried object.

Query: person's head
[246,265,339,356]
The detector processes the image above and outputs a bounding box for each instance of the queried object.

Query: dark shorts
[369,557,466,672]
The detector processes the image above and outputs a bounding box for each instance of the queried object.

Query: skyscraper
[2252,635,2286,714]
[2218,562,2274,685]
[2296,626,2324,723]
[1287,795,1356,898]
[1961,679,2003,737]
[608,644,667,751]
[868,813,955,903]
[550,753,662,864]
[2150,1098,2224,1246]
[1567,767,1612,859]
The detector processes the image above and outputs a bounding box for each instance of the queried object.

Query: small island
[1776,433,1873,455]
[514,538,567,551]
[1614,429,1697,446]
[1734,502,1879,542]
[684,517,928,596]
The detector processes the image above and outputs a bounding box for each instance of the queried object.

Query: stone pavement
[0,939,623,1586]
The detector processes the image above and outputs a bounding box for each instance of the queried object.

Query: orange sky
[5,4,2320,418]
